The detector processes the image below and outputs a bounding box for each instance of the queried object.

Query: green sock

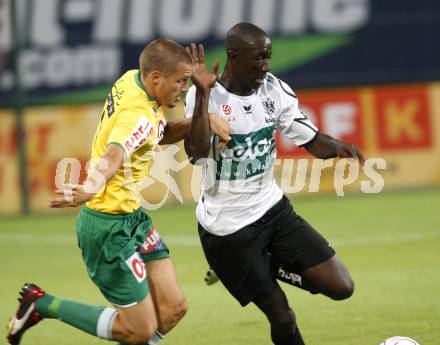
[35,293,117,339]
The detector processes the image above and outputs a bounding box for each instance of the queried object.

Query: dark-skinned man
[184,23,365,345]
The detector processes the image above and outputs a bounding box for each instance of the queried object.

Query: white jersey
[184,73,318,236]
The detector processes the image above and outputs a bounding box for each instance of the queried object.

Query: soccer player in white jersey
[184,23,365,345]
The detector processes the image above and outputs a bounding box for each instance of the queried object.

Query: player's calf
[113,296,159,344]
[7,283,162,345]
[253,285,305,345]
[155,297,188,334]
[301,255,354,300]
[112,313,157,344]
[270,309,304,345]
[143,258,188,335]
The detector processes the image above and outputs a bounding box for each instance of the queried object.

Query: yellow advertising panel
[24,105,99,212]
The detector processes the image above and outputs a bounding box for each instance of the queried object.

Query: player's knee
[330,276,354,300]
[173,297,188,322]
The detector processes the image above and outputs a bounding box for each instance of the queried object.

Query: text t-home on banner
[1,0,440,105]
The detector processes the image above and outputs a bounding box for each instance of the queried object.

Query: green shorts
[76,206,169,306]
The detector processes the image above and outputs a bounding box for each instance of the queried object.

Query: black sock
[271,324,305,345]
[292,328,305,345]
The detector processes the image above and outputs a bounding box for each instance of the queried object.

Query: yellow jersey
[86,70,166,214]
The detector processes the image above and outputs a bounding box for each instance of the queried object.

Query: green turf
[1,189,439,345]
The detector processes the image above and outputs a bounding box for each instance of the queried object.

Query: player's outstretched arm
[184,43,219,164]
[159,114,230,145]
[160,118,192,145]
[48,144,124,208]
[303,132,365,165]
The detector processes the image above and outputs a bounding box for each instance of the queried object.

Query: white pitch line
[0,231,438,247]
[330,231,440,247]
[0,233,200,246]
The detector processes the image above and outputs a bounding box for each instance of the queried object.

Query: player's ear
[150,71,162,85]
[227,50,239,66]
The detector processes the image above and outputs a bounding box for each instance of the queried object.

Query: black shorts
[198,195,335,306]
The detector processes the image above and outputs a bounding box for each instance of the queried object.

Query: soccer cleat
[204,268,219,285]
[6,283,45,345]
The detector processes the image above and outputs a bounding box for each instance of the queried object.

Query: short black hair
[225,23,268,52]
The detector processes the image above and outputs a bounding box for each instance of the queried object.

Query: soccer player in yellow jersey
[7,39,224,345]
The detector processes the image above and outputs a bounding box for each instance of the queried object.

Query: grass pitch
[1,189,439,345]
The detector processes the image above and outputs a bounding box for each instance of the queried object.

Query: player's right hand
[187,43,219,92]
[48,184,94,208]
[336,142,366,166]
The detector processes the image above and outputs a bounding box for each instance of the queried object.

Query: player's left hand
[48,184,94,208]
[336,142,365,166]
[187,43,219,92]
[209,113,231,150]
